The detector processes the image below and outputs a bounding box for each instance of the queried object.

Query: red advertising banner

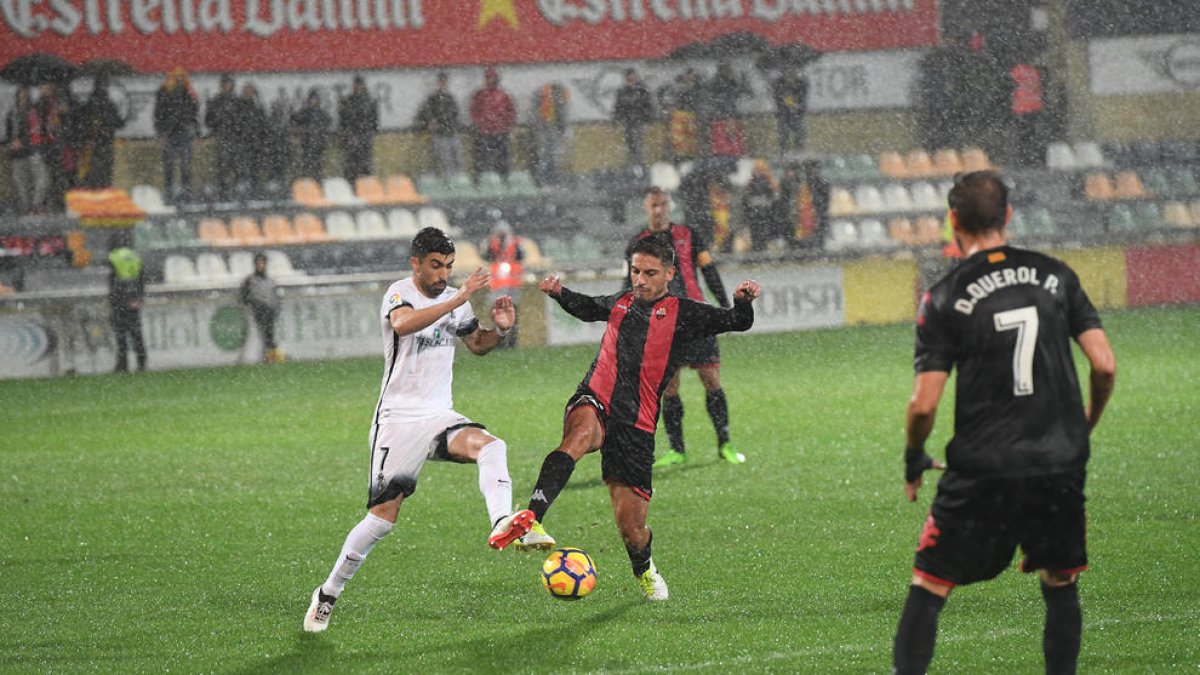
[0,0,939,75]
[1125,244,1200,307]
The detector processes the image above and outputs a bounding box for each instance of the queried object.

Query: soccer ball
[541,547,597,600]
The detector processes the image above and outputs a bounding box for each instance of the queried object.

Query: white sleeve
[382,285,413,319]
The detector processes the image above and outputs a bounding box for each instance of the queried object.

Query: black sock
[662,395,685,453]
[527,451,576,523]
[893,585,946,675]
[705,389,730,446]
[624,528,653,576]
[1042,582,1082,675]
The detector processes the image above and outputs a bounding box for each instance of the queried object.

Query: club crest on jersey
[655,306,668,319]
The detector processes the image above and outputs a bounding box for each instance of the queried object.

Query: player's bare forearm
[1077,328,1116,430]
[903,371,949,501]
[389,300,465,336]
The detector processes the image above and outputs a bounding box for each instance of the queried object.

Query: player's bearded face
[412,252,454,297]
[630,253,673,302]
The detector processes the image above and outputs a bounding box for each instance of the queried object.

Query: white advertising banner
[1089,33,1200,95]
[0,290,382,378]
[0,49,923,139]
[543,264,845,347]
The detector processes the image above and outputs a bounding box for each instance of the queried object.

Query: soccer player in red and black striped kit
[893,171,1116,674]
[626,186,746,467]
[524,237,761,600]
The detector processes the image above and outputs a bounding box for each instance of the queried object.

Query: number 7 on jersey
[994,306,1039,396]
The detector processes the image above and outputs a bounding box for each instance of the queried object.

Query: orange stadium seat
[887,217,916,245]
[385,174,428,204]
[904,149,934,178]
[292,178,331,207]
[878,151,906,178]
[262,214,301,244]
[1113,170,1148,200]
[293,212,331,242]
[355,176,387,204]
[961,147,992,172]
[1085,172,1115,201]
[932,148,963,176]
[198,218,237,246]
[229,216,265,246]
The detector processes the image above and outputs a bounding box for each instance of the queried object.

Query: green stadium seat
[1133,202,1165,230]
[1140,167,1171,198]
[1167,167,1199,198]
[133,221,165,249]
[1027,208,1058,237]
[1106,204,1137,233]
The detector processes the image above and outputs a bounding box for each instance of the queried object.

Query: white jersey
[375,277,479,417]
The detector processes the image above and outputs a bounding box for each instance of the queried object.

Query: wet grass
[0,305,1196,673]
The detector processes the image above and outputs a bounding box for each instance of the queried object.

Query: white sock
[476,439,513,526]
[322,513,394,597]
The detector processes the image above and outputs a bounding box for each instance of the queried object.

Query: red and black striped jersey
[916,245,1103,478]
[554,287,754,432]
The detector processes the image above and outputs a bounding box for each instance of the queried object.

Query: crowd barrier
[1,242,1195,379]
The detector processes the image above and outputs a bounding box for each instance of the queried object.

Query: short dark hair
[411,227,455,259]
[644,185,667,199]
[948,170,1009,234]
[629,235,675,268]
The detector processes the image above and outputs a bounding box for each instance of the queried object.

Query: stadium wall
[3,241,1198,379]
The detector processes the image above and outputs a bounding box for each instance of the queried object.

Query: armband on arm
[904,446,935,483]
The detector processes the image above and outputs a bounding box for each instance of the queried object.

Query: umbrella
[707,32,771,58]
[77,58,136,79]
[0,53,78,85]
[755,42,822,71]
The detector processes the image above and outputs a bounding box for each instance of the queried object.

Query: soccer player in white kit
[304,227,553,633]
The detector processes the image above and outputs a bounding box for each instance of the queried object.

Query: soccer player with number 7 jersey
[893,171,1116,675]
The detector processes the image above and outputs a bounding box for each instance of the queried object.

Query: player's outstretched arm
[463,295,515,355]
[390,268,490,337]
[543,274,617,323]
[1077,327,1116,430]
[903,371,948,502]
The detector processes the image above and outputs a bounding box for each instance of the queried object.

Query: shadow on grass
[235,603,636,674]
[566,455,714,492]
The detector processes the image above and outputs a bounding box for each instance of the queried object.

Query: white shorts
[366,409,484,508]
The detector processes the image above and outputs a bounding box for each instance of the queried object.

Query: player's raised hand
[456,268,491,300]
[733,280,761,302]
[540,274,563,297]
[492,294,515,331]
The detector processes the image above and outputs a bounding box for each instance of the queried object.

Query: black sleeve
[1065,267,1103,337]
[555,288,619,323]
[914,291,955,373]
[700,263,730,308]
[679,296,754,336]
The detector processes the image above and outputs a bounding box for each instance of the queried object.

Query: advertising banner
[544,264,844,346]
[0,1,939,73]
[1089,33,1200,95]
[0,290,383,378]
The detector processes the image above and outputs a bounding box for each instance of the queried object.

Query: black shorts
[912,470,1088,587]
[565,389,654,500]
[679,334,720,368]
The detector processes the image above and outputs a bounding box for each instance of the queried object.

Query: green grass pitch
[1,306,1197,673]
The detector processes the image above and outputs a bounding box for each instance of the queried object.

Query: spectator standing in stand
[706,62,751,159]
[3,86,49,214]
[741,160,783,251]
[77,75,124,188]
[613,68,655,170]
[416,72,465,183]
[36,83,73,211]
[292,90,332,181]
[771,69,809,160]
[154,67,199,202]
[662,68,704,164]
[338,75,379,184]
[1009,56,1046,167]
[264,88,294,191]
[234,83,269,195]
[531,82,569,186]
[205,74,240,198]
[469,67,516,184]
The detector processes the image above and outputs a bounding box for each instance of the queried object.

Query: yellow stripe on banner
[843,257,919,325]
[1049,247,1128,310]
